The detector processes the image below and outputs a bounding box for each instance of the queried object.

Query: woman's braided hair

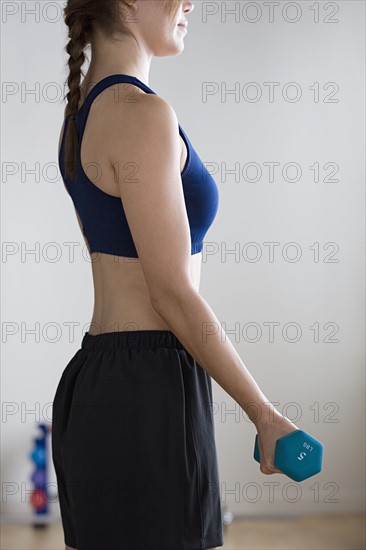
[61,0,181,180]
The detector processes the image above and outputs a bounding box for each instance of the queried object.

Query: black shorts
[51,329,224,550]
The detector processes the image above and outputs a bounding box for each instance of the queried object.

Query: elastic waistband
[81,329,186,352]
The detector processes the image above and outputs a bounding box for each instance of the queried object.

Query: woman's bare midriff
[59,76,202,335]
[86,250,202,335]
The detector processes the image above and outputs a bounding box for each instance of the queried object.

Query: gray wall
[2,1,365,519]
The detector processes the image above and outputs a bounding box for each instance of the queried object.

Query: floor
[0,514,365,549]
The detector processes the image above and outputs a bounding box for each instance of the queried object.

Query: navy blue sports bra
[58,74,219,257]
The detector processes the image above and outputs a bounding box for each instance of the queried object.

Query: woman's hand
[255,412,299,474]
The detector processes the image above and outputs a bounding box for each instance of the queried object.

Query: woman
[52,1,298,549]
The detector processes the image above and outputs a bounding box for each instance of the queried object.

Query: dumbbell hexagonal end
[254,434,260,463]
[274,429,323,482]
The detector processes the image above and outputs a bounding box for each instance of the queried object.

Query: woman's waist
[88,295,171,335]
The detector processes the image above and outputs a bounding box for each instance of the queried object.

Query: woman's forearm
[151,286,280,428]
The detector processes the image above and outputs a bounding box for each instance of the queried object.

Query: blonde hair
[62,0,182,180]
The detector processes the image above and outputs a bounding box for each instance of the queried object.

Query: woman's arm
[106,91,280,429]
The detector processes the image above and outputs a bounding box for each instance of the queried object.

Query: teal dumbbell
[254,429,323,482]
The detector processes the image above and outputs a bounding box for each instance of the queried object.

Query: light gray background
[1,0,365,520]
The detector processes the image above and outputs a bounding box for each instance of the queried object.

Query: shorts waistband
[81,329,186,352]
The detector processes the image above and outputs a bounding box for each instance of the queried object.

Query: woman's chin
[155,41,185,57]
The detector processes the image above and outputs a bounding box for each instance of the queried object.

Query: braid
[62,12,89,180]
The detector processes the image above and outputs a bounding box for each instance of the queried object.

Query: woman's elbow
[149,282,196,313]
